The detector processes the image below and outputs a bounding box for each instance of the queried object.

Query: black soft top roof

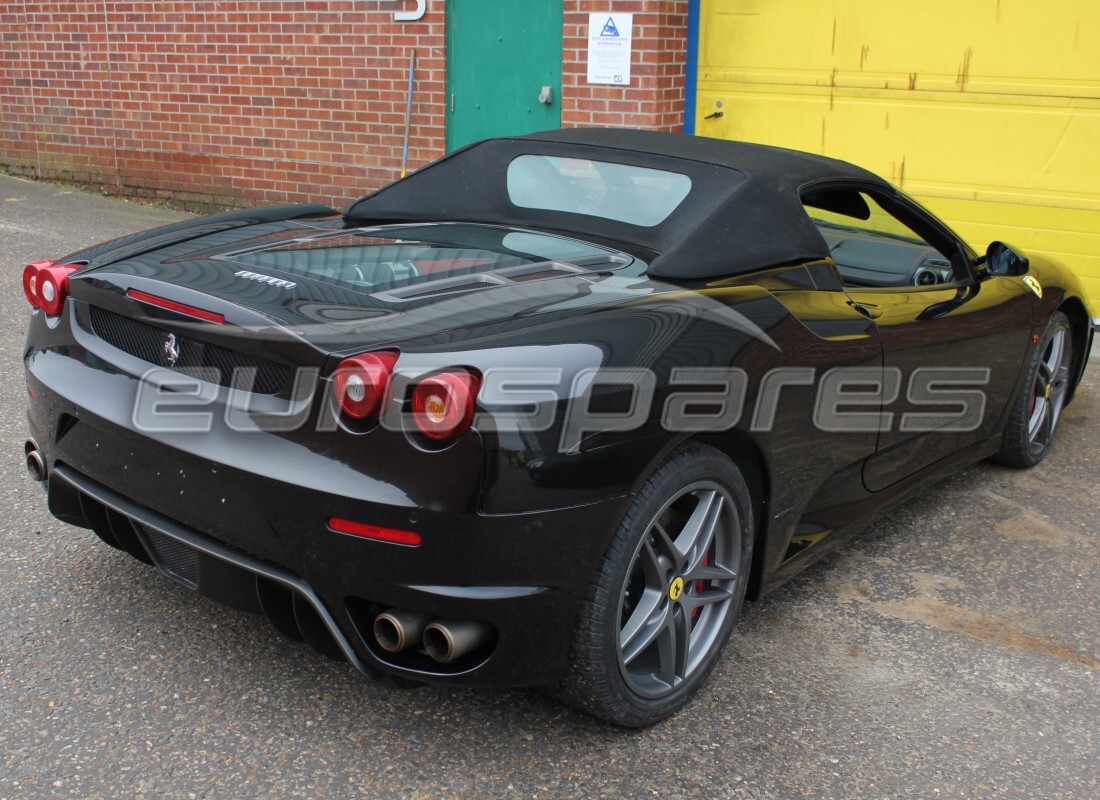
[344,128,892,280]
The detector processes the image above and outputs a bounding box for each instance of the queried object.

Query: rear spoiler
[62,204,338,270]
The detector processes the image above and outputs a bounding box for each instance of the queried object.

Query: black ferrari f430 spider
[22,129,1094,725]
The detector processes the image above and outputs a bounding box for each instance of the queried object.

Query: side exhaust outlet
[25,441,46,482]
[423,619,493,663]
[373,609,431,653]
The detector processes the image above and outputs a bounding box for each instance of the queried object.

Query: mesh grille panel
[89,305,289,395]
[139,526,200,587]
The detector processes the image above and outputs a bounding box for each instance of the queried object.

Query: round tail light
[411,371,480,441]
[26,262,79,316]
[333,351,398,419]
[22,260,56,309]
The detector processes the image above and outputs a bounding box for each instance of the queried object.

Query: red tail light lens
[22,260,56,308]
[333,351,398,419]
[411,370,480,441]
[25,262,80,316]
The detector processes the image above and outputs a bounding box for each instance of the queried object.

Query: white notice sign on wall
[586,13,633,85]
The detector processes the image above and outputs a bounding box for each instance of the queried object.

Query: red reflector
[327,517,421,546]
[126,289,225,324]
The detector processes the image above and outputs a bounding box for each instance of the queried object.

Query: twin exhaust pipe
[24,441,46,482]
[373,609,492,663]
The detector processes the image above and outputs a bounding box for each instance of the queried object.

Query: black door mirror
[985,241,1030,276]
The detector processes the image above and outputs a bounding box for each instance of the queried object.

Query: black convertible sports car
[22,129,1093,726]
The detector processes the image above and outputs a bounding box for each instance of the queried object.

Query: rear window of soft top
[506,155,692,227]
[220,223,629,295]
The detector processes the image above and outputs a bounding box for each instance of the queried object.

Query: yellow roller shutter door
[696,0,1100,313]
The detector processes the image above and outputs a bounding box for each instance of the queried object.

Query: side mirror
[985,241,1030,276]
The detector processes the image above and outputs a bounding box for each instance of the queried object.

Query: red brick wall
[0,1,447,211]
[562,1,688,133]
[1,1,687,212]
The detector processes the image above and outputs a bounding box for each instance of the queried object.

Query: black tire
[554,444,753,727]
[995,310,1073,468]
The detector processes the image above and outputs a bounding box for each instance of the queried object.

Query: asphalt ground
[0,173,1096,799]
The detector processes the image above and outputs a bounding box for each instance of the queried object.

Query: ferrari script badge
[1022,275,1043,298]
[163,332,181,367]
[234,269,297,290]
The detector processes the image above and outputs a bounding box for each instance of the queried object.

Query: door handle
[847,300,881,319]
[538,86,553,105]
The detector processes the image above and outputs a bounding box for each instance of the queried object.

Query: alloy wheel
[1028,327,1072,455]
[616,482,742,698]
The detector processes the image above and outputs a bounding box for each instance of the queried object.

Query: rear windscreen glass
[507,155,692,227]
[221,224,627,293]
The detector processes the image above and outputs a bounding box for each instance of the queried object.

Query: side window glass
[801,189,955,289]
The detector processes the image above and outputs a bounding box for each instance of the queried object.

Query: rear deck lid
[69,223,646,379]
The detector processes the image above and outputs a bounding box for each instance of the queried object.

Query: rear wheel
[556,444,753,727]
[996,310,1073,467]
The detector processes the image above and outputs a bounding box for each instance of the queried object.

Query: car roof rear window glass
[220,224,627,294]
[507,155,692,227]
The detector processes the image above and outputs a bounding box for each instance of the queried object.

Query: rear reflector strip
[126,289,225,324]
[327,517,421,547]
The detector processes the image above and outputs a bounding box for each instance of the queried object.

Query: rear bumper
[25,354,631,688]
[49,464,382,674]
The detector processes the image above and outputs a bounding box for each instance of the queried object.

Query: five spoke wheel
[557,445,752,727]
[997,310,1074,467]
[618,483,740,697]
[1026,326,1072,456]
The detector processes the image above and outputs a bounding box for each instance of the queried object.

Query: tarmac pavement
[0,174,1096,799]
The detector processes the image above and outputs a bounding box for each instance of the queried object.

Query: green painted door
[446,0,562,151]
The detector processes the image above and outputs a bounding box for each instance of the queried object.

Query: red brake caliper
[692,554,708,620]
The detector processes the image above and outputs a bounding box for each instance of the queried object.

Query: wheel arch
[1057,295,1091,404]
[690,431,770,598]
[624,430,773,601]
[686,429,772,601]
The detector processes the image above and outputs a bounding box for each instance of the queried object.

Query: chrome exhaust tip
[24,441,46,482]
[373,609,431,653]
[423,619,493,663]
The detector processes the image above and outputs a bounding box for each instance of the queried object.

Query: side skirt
[759,436,1001,595]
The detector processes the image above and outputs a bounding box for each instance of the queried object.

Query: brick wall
[1,1,687,212]
[0,1,447,211]
[562,1,688,132]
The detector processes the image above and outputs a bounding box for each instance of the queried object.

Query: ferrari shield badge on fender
[1022,275,1043,298]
